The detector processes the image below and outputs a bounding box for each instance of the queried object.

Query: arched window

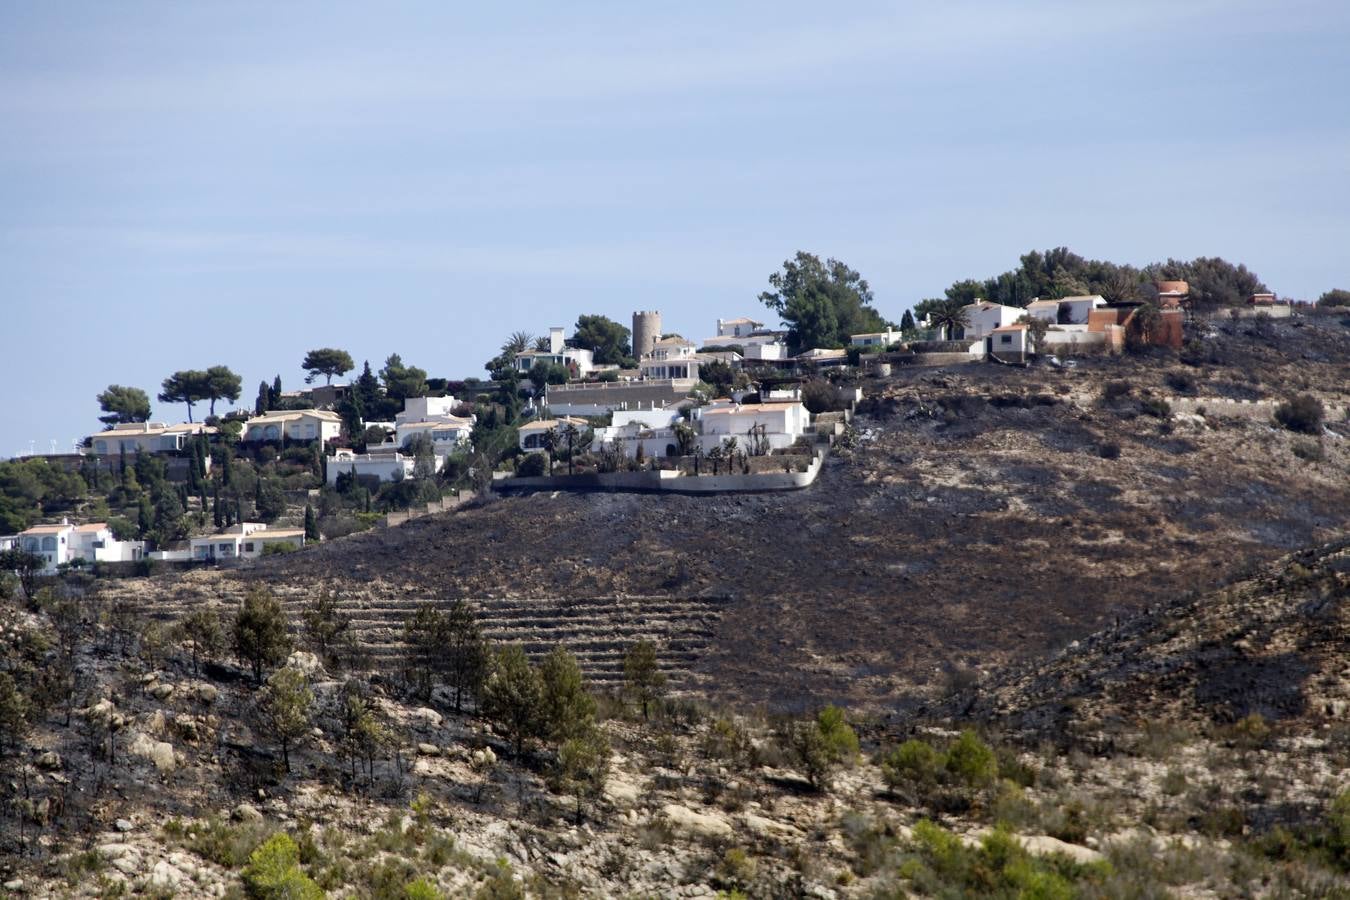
[264,424,281,440]
[41,536,57,551]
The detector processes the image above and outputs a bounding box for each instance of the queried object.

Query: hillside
[103,313,1350,712]
[2,534,1346,897]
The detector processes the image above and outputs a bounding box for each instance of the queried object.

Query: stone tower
[632,310,662,360]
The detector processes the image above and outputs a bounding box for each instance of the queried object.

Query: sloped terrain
[105,316,1350,713]
[940,536,1350,743]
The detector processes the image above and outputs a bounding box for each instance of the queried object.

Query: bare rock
[232,803,264,823]
[128,732,177,773]
[417,743,441,757]
[1019,835,1105,865]
[35,750,62,770]
[148,683,175,701]
[286,651,321,676]
[659,804,733,840]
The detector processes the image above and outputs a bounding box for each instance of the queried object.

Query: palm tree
[927,299,971,341]
[539,426,558,475]
[562,422,582,474]
[502,331,535,355]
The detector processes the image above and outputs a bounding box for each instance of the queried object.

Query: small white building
[189,523,306,561]
[519,416,591,452]
[89,421,215,456]
[639,337,702,380]
[742,341,789,362]
[715,317,766,339]
[1024,295,1107,326]
[515,327,596,379]
[16,519,145,571]
[395,396,460,425]
[394,417,474,453]
[327,446,443,485]
[242,409,343,444]
[960,302,1025,339]
[697,400,810,450]
[989,323,1030,362]
[850,328,904,348]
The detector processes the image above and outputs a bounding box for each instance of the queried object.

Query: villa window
[42,537,56,551]
[1001,335,1012,345]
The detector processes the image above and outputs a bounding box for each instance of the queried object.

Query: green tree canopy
[1317,288,1350,307]
[158,370,212,422]
[481,644,543,757]
[233,586,293,684]
[570,314,633,365]
[302,347,355,385]
[759,251,887,352]
[204,365,242,417]
[380,354,429,402]
[96,385,151,425]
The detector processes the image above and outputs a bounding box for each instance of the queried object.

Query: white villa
[638,336,703,381]
[514,327,596,379]
[242,409,342,444]
[1024,295,1107,326]
[960,302,1025,339]
[698,400,810,450]
[15,519,145,572]
[326,446,439,485]
[88,421,215,457]
[850,328,905,348]
[519,417,591,452]
[714,317,765,339]
[189,523,306,561]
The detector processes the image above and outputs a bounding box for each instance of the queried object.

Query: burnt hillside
[120,315,1350,712]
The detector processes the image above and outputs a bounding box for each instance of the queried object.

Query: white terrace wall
[498,449,825,495]
[1165,396,1348,422]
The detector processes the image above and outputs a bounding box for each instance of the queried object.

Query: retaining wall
[1165,396,1348,422]
[382,490,480,527]
[496,449,826,495]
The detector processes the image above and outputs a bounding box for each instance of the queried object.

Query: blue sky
[2,1,1348,455]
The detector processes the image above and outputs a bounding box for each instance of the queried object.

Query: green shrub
[241,833,324,899]
[882,739,945,793]
[261,541,299,556]
[946,730,998,788]
[403,878,443,900]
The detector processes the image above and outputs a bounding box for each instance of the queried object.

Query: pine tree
[233,586,293,684]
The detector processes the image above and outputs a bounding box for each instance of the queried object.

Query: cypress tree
[212,483,222,528]
[304,504,319,541]
[270,375,282,407]
[255,380,271,415]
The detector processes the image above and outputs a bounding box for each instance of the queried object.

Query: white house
[1024,295,1107,326]
[639,337,702,380]
[989,323,1030,362]
[395,396,460,424]
[394,418,473,453]
[697,400,810,451]
[742,341,789,362]
[850,328,905,348]
[89,421,215,456]
[514,327,596,378]
[326,447,419,485]
[715,317,766,339]
[519,416,591,452]
[189,523,306,561]
[242,409,343,444]
[16,519,144,572]
[960,302,1025,339]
